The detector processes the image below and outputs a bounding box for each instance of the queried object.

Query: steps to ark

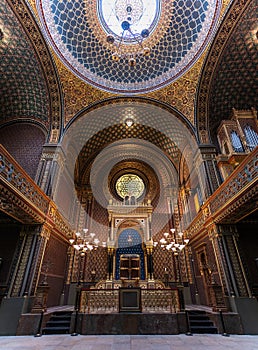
[42,311,73,335]
[187,310,218,334]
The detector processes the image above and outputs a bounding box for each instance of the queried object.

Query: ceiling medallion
[38,0,221,94]
[98,0,160,66]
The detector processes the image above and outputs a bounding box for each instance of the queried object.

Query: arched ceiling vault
[60,99,197,210]
[37,0,222,94]
[1,0,256,149]
[0,0,63,142]
[75,139,179,210]
[196,0,258,144]
[75,122,181,186]
[28,0,229,127]
[71,98,196,182]
[62,99,197,165]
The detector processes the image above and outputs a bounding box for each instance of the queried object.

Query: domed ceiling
[38,0,222,94]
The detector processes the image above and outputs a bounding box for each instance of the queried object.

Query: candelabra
[159,228,189,254]
[105,1,151,66]
[69,229,106,284]
[156,228,189,310]
[69,228,107,255]
[154,228,189,285]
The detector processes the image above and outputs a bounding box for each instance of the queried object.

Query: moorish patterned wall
[0,123,46,180]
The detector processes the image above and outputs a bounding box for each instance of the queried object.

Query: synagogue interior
[0,0,257,336]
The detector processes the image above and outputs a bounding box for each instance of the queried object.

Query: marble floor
[0,334,258,350]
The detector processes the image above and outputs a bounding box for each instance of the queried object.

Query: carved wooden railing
[79,288,180,313]
[210,147,258,216]
[0,144,50,215]
[186,147,258,237]
[0,144,50,223]
[0,144,74,238]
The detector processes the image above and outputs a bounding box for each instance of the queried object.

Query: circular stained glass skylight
[98,0,160,42]
[37,0,222,94]
[116,174,145,199]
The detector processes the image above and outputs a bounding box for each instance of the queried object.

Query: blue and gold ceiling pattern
[0,0,256,147]
[38,0,221,94]
[208,0,258,141]
[197,0,257,144]
[0,1,49,125]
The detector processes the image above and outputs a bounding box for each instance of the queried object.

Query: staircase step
[190,320,214,327]
[53,311,73,315]
[46,321,71,327]
[188,310,206,314]
[42,326,70,335]
[42,310,73,335]
[189,315,210,320]
[51,315,72,321]
[190,326,218,334]
[187,310,218,334]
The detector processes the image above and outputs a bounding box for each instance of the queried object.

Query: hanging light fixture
[155,228,189,254]
[70,228,106,255]
[125,117,134,127]
[105,2,151,66]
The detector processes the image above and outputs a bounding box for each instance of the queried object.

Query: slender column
[146,243,154,280]
[107,247,115,280]
[208,226,233,297]
[194,145,222,200]
[217,224,252,297]
[8,224,50,299]
[35,145,65,198]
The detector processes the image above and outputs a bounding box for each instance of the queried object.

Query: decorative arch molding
[64,96,196,138]
[85,139,178,208]
[5,0,64,143]
[62,97,199,174]
[55,98,201,224]
[196,0,253,144]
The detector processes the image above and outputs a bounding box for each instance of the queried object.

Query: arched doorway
[115,229,145,280]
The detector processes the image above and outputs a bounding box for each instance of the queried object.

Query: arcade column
[0,224,50,335]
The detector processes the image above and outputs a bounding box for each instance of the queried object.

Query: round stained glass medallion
[116,174,145,199]
[37,0,222,94]
[98,0,160,43]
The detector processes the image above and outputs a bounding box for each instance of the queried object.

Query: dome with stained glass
[37,0,221,94]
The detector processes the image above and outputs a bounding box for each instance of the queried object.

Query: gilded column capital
[40,225,51,240]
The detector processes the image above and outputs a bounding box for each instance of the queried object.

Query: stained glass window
[98,0,160,42]
[116,174,145,198]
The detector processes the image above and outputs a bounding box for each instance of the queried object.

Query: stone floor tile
[1,334,258,350]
